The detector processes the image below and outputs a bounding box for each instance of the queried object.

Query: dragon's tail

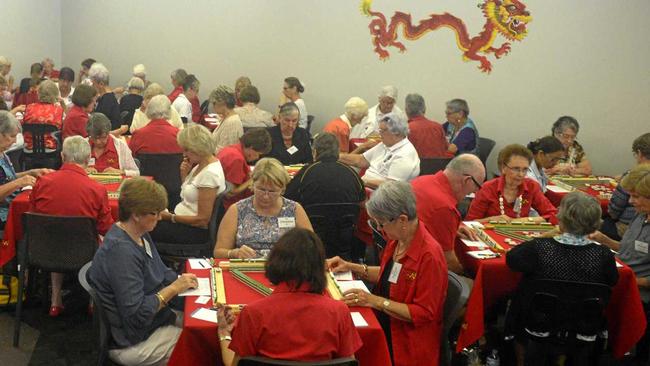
[360,0,373,16]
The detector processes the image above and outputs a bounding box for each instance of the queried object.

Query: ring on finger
[355,298,359,303]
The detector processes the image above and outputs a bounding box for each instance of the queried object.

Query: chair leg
[13,263,26,347]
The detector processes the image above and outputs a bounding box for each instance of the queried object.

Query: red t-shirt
[322,118,351,153]
[229,282,363,361]
[407,115,448,158]
[466,176,559,224]
[22,102,64,150]
[29,163,113,235]
[411,171,460,252]
[62,105,89,140]
[376,223,448,366]
[128,119,182,155]
[217,143,252,207]
[90,136,120,172]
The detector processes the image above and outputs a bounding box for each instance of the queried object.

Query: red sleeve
[29,179,43,212]
[128,132,142,156]
[405,251,446,325]
[337,308,363,357]
[96,187,114,236]
[421,206,457,252]
[465,186,492,221]
[229,307,259,357]
[531,186,558,224]
[221,154,248,185]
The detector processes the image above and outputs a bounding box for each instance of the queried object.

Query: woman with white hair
[129,95,182,155]
[340,113,420,188]
[0,56,15,92]
[442,98,479,155]
[132,64,150,88]
[22,80,64,153]
[41,58,59,80]
[119,77,145,127]
[323,97,369,153]
[86,113,139,176]
[131,83,184,133]
[89,63,126,134]
[328,181,448,366]
[350,85,407,139]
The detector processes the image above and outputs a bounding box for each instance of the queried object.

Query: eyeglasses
[504,164,529,175]
[254,186,282,197]
[463,174,482,189]
[367,217,396,232]
[445,110,458,115]
[557,133,577,140]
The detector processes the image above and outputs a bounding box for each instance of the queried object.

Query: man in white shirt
[172,74,199,123]
[340,113,420,188]
[350,85,407,139]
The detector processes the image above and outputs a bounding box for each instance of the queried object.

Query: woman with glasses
[266,102,312,165]
[152,125,226,245]
[442,98,479,156]
[466,144,558,224]
[547,116,592,176]
[327,181,448,366]
[526,136,566,192]
[214,157,312,259]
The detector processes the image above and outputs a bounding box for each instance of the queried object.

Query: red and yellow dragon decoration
[361,0,532,73]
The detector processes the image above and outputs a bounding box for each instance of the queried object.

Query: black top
[119,94,143,128]
[376,258,394,359]
[285,157,365,207]
[266,125,313,165]
[95,92,122,130]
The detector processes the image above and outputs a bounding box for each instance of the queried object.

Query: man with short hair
[171,74,199,124]
[30,136,113,316]
[405,93,448,158]
[411,154,485,273]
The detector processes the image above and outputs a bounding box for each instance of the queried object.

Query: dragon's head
[483,0,532,41]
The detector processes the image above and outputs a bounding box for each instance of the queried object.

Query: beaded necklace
[499,194,523,218]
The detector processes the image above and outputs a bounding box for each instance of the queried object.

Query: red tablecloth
[545,182,611,214]
[169,262,391,366]
[455,228,647,359]
[0,182,122,267]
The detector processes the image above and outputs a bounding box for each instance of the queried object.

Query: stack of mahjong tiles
[88,173,123,184]
[212,259,271,306]
[484,221,556,246]
[550,176,616,199]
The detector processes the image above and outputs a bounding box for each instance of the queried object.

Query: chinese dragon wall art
[361,0,532,73]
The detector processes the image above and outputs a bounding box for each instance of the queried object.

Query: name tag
[635,240,649,254]
[144,239,153,258]
[277,217,296,229]
[88,157,96,166]
[388,262,402,284]
[286,145,298,155]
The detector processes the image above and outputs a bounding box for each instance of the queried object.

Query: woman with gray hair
[22,79,65,153]
[266,102,312,165]
[328,180,448,366]
[89,63,125,134]
[350,85,407,139]
[547,116,592,176]
[129,95,182,156]
[442,98,479,155]
[323,96,369,153]
[210,85,244,154]
[86,113,139,176]
[119,77,144,127]
[340,113,420,188]
[0,111,52,227]
[131,83,184,133]
[168,68,188,102]
[506,191,618,365]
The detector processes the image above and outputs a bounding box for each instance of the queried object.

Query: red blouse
[22,102,64,150]
[466,176,559,224]
[376,223,448,366]
[62,105,89,140]
[90,136,119,172]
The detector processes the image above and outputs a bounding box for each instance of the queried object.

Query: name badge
[286,145,298,155]
[277,217,296,229]
[88,157,96,166]
[635,240,649,255]
[144,239,153,258]
[388,262,402,284]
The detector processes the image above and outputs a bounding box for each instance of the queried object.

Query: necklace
[499,194,523,218]
[393,242,408,260]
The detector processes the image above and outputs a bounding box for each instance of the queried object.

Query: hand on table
[172,273,199,293]
[326,256,353,273]
[86,167,98,174]
[216,303,237,337]
[457,226,478,241]
[103,167,122,174]
[343,288,378,308]
[232,245,258,259]
[484,215,513,223]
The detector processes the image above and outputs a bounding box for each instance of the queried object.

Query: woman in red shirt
[466,144,558,224]
[22,80,64,151]
[328,181,448,366]
[62,84,97,139]
[217,228,362,365]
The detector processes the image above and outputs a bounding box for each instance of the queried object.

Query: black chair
[13,213,99,347]
[477,137,495,168]
[419,157,452,176]
[78,262,123,366]
[156,194,227,261]
[518,279,611,366]
[5,148,24,172]
[306,115,315,134]
[304,203,361,261]
[440,272,471,366]
[21,124,62,170]
[136,153,184,210]
[239,356,358,366]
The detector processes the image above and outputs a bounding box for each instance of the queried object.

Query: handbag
[0,274,22,306]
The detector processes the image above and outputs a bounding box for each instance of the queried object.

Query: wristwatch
[219,335,232,342]
[382,299,390,310]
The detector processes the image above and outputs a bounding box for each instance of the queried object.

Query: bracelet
[227,249,233,259]
[171,214,177,224]
[219,334,232,342]
[362,264,368,279]
[155,292,168,307]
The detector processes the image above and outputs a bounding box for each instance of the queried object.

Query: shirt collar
[60,163,89,176]
[554,232,592,246]
[273,281,316,294]
[398,222,427,262]
[339,114,351,128]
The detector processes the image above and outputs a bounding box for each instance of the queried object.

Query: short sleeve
[336,306,363,357]
[194,163,225,190]
[229,307,259,357]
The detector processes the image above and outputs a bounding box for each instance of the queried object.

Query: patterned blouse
[563,141,586,165]
[235,196,297,256]
[22,102,64,151]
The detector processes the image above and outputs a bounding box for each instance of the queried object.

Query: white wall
[53,0,650,175]
[1,0,62,84]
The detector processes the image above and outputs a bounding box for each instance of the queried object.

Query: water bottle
[486,349,500,366]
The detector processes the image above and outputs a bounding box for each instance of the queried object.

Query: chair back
[522,279,611,343]
[23,213,98,272]
[304,203,360,261]
[78,262,114,366]
[306,115,315,134]
[135,153,184,209]
[419,157,452,176]
[440,271,471,366]
[477,137,495,167]
[239,356,358,366]
[21,124,62,169]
